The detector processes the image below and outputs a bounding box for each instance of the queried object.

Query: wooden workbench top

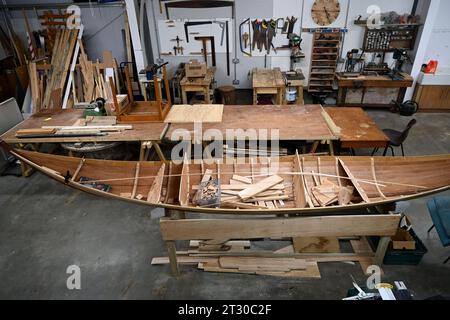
[180,67,216,86]
[164,104,338,141]
[335,72,414,87]
[1,109,168,144]
[325,107,389,149]
[252,69,285,88]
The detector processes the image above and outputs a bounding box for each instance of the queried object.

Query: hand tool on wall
[286,16,298,39]
[258,20,268,52]
[213,20,226,46]
[240,18,252,57]
[225,20,230,76]
[243,32,249,48]
[164,1,235,20]
[195,36,216,67]
[170,36,184,50]
[267,19,277,54]
[251,19,260,51]
[184,21,212,43]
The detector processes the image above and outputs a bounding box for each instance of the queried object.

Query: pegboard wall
[158,18,233,56]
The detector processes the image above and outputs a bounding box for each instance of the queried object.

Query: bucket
[286,87,297,102]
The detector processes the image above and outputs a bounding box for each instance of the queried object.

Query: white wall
[146,0,416,88]
[423,0,450,71]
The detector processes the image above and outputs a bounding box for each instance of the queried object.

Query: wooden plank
[164,104,224,123]
[147,163,165,204]
[151,256,217,265]
[293,237,340,253]
[178,156,190,206]
[231,175,253,184]
[201,169,213,183]
[338,159,371,203]
[193,184,285,191]
[71,158,85,182]
[131,162,140,199]
[160,214,402,241]
[219,256,307,271]
[238,175,284,200]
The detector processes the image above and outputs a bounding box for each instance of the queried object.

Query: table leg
[277,88,283,105]
[139,142,146,161]
[297,85,304,105]
[374,236,391,267]
[328,140,335,156]
[140,82,147,101]
[181,87,188,104]
[166,241,180,276]
[253,89,257,105]
[205,86,211,104]
[153,142,166,161]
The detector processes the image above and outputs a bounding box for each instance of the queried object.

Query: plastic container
[285,87,297,102]
[367,228,428,266]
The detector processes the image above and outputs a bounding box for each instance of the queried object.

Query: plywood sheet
[164,104,224,123]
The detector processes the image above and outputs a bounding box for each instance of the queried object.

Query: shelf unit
[308,32,341,93]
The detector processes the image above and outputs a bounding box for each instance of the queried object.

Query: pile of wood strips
[221,174,288,210]
[152,236,378,278]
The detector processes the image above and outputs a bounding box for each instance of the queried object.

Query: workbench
[164,104,339,154]
[253,69,285,105]
[180,67,216,104]
[0,109,169,161]
[335,73,414,108]
[326,107,389,151]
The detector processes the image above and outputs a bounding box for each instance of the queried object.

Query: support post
[374,236,391,267]
[166,241,179,276]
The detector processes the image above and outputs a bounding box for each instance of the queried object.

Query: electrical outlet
[232,80,240,85]
[232,58,240,64]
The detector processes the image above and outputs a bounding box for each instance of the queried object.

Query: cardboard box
[185,60,206,78]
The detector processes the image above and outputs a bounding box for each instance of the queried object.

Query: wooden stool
[217,86,236,105]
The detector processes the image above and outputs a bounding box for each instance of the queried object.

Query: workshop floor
[0,91,449,300]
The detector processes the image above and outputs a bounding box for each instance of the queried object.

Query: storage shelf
[309,31,341,93]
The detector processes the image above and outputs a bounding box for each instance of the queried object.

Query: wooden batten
[131,162,140,199]
[179,156,190,206]
[147,163,166,204]
[293,154,307,208]
[338,159,371,203]
[299,155,316,207]
[371,158,388,200]
[71,158,85,182]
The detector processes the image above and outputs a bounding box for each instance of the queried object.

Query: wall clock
[311,0,341,26]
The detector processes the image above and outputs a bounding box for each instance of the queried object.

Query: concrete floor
[0,94,449,299]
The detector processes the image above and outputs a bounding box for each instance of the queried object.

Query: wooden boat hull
[6,148,450,215]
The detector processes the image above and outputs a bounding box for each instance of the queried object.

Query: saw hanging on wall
[163,0,235,19]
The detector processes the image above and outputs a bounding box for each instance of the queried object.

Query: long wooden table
[326,107,389,150]
[164,104,339,144]
[336,72,414,108]
[0,109,169,161]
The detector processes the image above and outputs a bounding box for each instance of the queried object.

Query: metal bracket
[232,79,240,85]
[232,58,240,64]
[156,57,164,64]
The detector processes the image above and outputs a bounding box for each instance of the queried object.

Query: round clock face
[312,0,341,26]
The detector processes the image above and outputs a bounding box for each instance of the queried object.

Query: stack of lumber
[41,29,79,111]
[76,43,113,103]
[219,174,289,210]
[152,236,378,278]
[15,120,132,139]
[152,240,321,278]
[310,178,354,207]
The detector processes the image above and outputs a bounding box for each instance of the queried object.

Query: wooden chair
[372,119,417,156]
